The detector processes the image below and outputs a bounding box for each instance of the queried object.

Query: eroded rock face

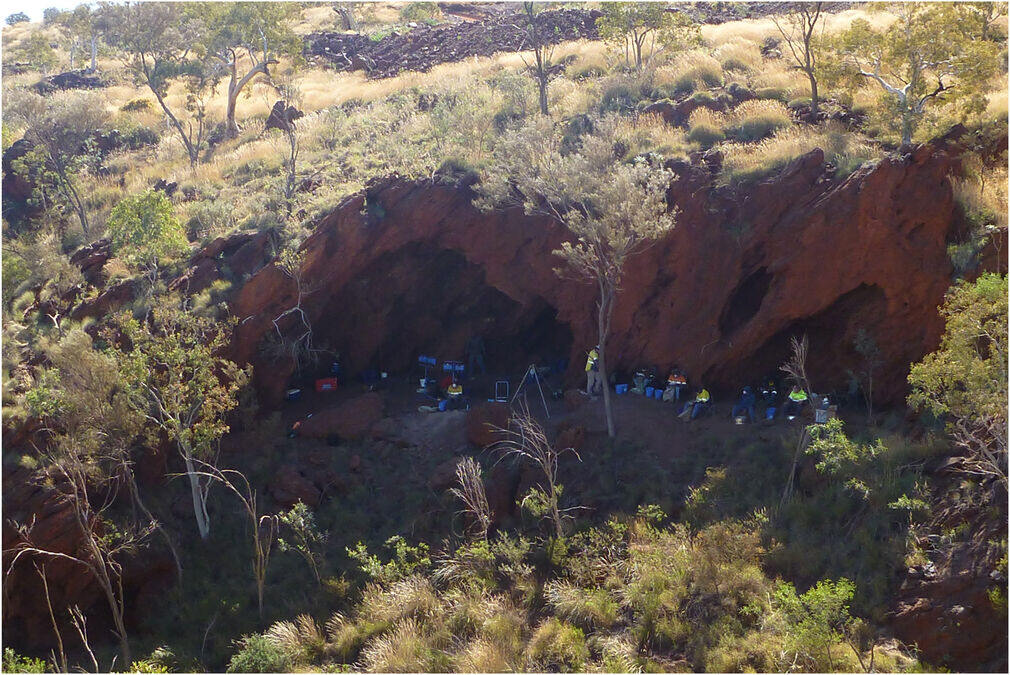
[233,140,962,408]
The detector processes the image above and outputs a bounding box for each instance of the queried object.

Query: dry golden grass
[984,82,1008,122]
[702,8,896,48]
[714,39,762,73]
[617,112,692,158]
[750,60,808,99]
[954,164,1009,230]
[721,122,879,183]
[655,50,724,93]
[294,4,342,35]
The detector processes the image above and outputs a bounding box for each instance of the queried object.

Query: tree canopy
[106,190,189,270]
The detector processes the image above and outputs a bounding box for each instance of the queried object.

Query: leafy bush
[399,2,441,23]
[774,578,863,672]
[2,649,47,673]
[728,99,793,142]
[525,618,589,672]
[121,98,152,112]
[106,190,188,269]
[226,634,291,673]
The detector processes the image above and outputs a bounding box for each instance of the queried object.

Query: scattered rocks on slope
[33,70,106,94]
[306,8,601,78]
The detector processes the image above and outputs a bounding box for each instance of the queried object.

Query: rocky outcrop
[233,139,964,408]
[465,402,509,447]
[296,393,385,440]
[306,9,600,78]
[33,70,106,94]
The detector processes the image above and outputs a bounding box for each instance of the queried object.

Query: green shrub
[687,108,726,147]
[106,190,188,269]
[525,618,588,672]
[690,90,717,105]
[755,86,789,103]
[360,618,445,672]
[399,2,441,23]
[2,649,47,674]
[226,635,292,673]
[121,98,152,112]
[544,581,620,629]
[729,99,792,142]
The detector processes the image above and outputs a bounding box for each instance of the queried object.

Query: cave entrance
[706,283,888,397]
[719,266,773,337]
[312,244,573,378]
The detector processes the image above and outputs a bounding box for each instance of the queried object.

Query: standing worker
[466,333,486,378]
[584,345,601,396]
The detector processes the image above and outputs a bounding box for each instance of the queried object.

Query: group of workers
[585,347,825,424]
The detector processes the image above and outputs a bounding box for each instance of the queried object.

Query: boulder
[269,464,321,507]
[555,422,586,454]
[465,402,509,447]
[429,457,465,491]
[297,393,384,440]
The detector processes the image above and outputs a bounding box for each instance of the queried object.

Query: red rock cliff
[234,141,960,406]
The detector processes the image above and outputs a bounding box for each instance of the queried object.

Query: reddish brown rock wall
[234,142,960,407]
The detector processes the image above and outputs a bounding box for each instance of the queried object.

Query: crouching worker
[783,385,808,419]
[679,387,710,420]
[446,381,466,411]
[731,387,756,423]
[663,368,688,402]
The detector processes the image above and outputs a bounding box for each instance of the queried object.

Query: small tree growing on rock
[908,274,1007,494]
[112,307,250,540]
[828,2,1002,146]
[476,116,676,437]
[100,2,217,166]
[596,2,699,73]
[518,1,561,116]
[5,90,107,238]
[5,329,152,667]
[771,1,825,117]
[194,2,302,139]
[278,501,327,587]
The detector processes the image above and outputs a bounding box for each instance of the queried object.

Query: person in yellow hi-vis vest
[584,346,601,396]
[783,385,808,419]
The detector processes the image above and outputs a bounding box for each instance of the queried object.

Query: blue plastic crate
[616,384,629,395]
